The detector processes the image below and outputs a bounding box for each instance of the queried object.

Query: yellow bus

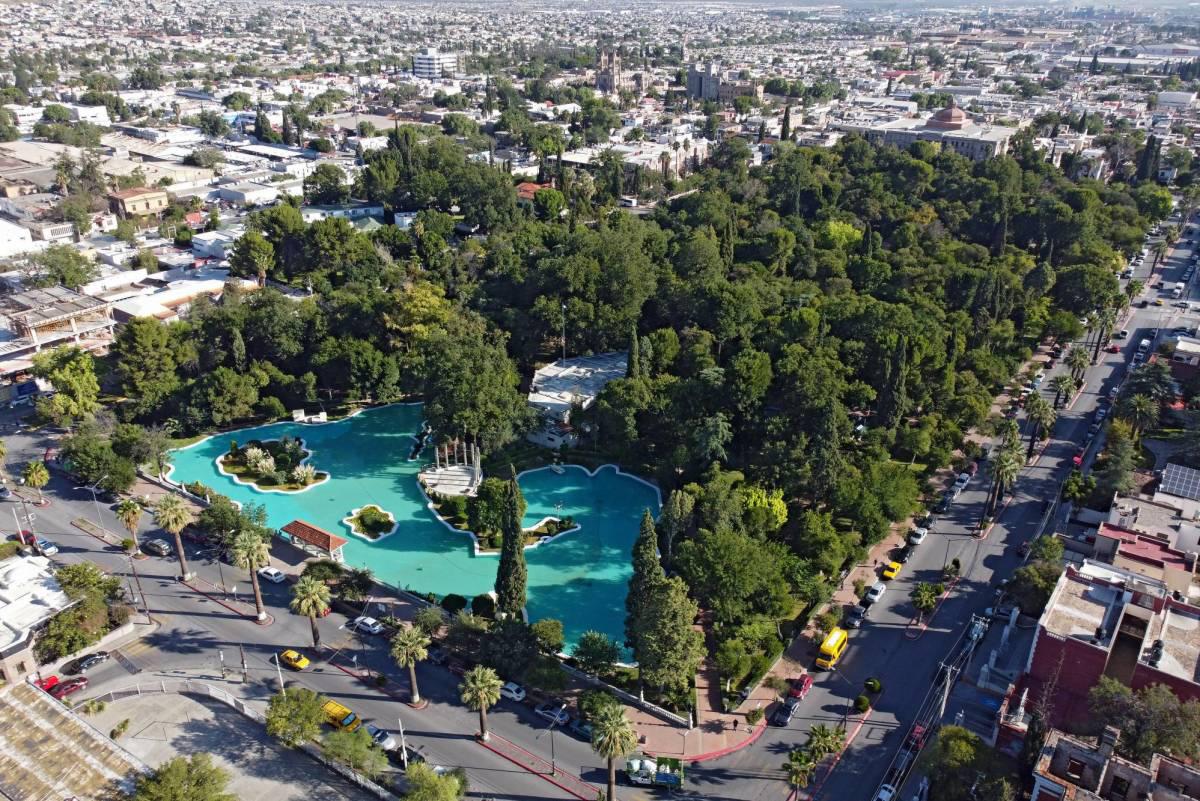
[815,627,848,669]
[322,699,362,731]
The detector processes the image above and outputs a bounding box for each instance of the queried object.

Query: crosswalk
[113,642,152,674]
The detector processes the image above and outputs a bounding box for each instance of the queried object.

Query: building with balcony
[106,186,170,219]
[0,286,115,378]
[413,48,462,79]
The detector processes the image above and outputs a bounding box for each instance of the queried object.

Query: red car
[49,677,88,700]
[34,675,59,691]
[1106,344,1121,353]
[788,673,814,699]
[1072,446,1086,468]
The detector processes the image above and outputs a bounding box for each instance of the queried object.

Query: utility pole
[275,652,286,695]
[398,717,409,770]
[938,662,958,720]
[239,644,248,682]
[560,302,567,362]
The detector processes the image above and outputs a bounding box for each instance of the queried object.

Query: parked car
[141,539,171,557]
[365,723,397,751]
[771,696,801,727]
[844,603,869,629]
[278,649,310,670]
[499,682,526,702]
[872,785,897,801]
[348,616,384,635]
[34,675,59,691]
[1115,329,1129,339]
[788,674,814,699]
[1106,343,1121,352]
[0,485,11,499]
[73,652,109,674]
[908,527,929,546]
[894,543,916,564]
[934,494,952,514]
[49,677,89,700]
[387,746,425,770]
[953,472,971,489]
[535,701,570,726]
[35,538,58,556]
[865,581,887,603]
[882,561,901,580]
[567,717,594,740]
[257,566,286,584]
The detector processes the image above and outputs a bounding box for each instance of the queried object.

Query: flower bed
[218,437,328,492]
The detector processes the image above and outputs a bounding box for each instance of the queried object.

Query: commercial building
[0,554,71,683]
[413,48,462,79]
[1031,725,1200,801]
[526,352,627,448]
[1024,561,1200,729]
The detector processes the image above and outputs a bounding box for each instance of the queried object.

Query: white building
[218,182,280,207]
[68,104,111,126]
[1157,92,1197,112]
[2,104,42,134]
[0,555,71,683]
[835,104,1019,162]
[0,218,35,259]
[526,352,627,448]
[413,48,462,79]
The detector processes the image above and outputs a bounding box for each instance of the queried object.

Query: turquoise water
[167,404,660,651]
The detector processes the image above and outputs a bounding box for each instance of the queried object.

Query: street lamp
[74,475,109,532]
[537,702,568,775]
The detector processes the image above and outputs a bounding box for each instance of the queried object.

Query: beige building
[836,103,1019,162]
[107,186,169,219]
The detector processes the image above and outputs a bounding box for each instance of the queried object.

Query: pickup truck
[625,755,684,788]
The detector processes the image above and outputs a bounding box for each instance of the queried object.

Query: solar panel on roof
[1161,463,1200,501]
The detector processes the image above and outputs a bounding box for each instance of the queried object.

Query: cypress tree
[625,509,664,650]
[627,324,640,378]
[780,105,791,142]
[494,471,528,618]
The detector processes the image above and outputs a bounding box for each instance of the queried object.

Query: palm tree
[591,704,638,801]
[153,494,193,579]
[786,748,817,792]
[390,626,430,705]
[115,499,144,554]
[1066,346,1090,381]
[22,460,49,503]
[1092,309,1116,362]
[988,446,1022,517]
[290,575,331,649]
[231,529,271,621]
[1050,374,1076,409]
[1152,240,1168,269]
[0,438,7,476]
[1119,393,1159,439]
[806,724,844,762]
[911,582,942,620]
[1025,394,1057,461]
[459,665,502,741]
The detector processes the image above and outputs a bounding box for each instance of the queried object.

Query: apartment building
[413,48,462,79]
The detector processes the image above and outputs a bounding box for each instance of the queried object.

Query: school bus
[322,699,362,731]
[815,627,849,669]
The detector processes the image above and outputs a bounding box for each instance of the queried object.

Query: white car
[499,682,527,702]
[365,723,397,750]
[349,616,384,635]
[873,785,896,801]
[953,472,970,490]
[864,582,886,604]
[908,527,929,546]
[257,566,286,584]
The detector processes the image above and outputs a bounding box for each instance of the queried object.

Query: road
[5,424,602,801]
[687,211,1200,801]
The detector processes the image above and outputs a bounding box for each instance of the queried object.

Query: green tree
[494,475,527,617]
[26,244,98,289]
[265,688,325,747]
[1025,393,1057,461]
[303,163,349,205]
[806,723,844,761]
[785,748,816,791]
[404,762,465,801]
[32,346,100,423]
[625,509,663,648]
[22,460,49,503]
[290,574,331,649]
[530,618,564,654]
[153,494,193,579]
[572,630,621,677]
[229,230,275,283]
[1088,677,1200,764]
[128,754,235,801]
[459,664,503,741]
[590,703,638,801]
[1118,393,1159,438]
[390,625,430,704]
[323,727,387,778]
[911,582,945,619]
[111,317,182,418]
[1049,373,1075,409]
[413,604,447,637]
[634,575,704,696]
[533,188,565,220]
[231,529,270,621]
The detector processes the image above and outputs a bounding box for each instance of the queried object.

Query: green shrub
[864,677,881,694]
[110,718,130,739]
[258,396,288,420]
[854,695,871,713]
[746,707,764,725]
[471,593,496,618]
[441,593,467,614]
[120,538,136,553]
[374,674,388,687]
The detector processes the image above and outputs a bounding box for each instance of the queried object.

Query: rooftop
[280,519,347,553]
[0,285,108,328]
[1042,566,1119,646]
[106,186,165,200]
[1157,603,1200,685]
[1160,463,1200,503]
[527,351,628,419]
[0,555,71,655]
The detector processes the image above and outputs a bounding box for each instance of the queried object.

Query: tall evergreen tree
[626,324,640,379]
[494,471,528,617]
[625,510,663,649]
[1089,53,1100,74]
[780,105,791,141]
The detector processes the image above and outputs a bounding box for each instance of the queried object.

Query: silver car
[365,723,397,750]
